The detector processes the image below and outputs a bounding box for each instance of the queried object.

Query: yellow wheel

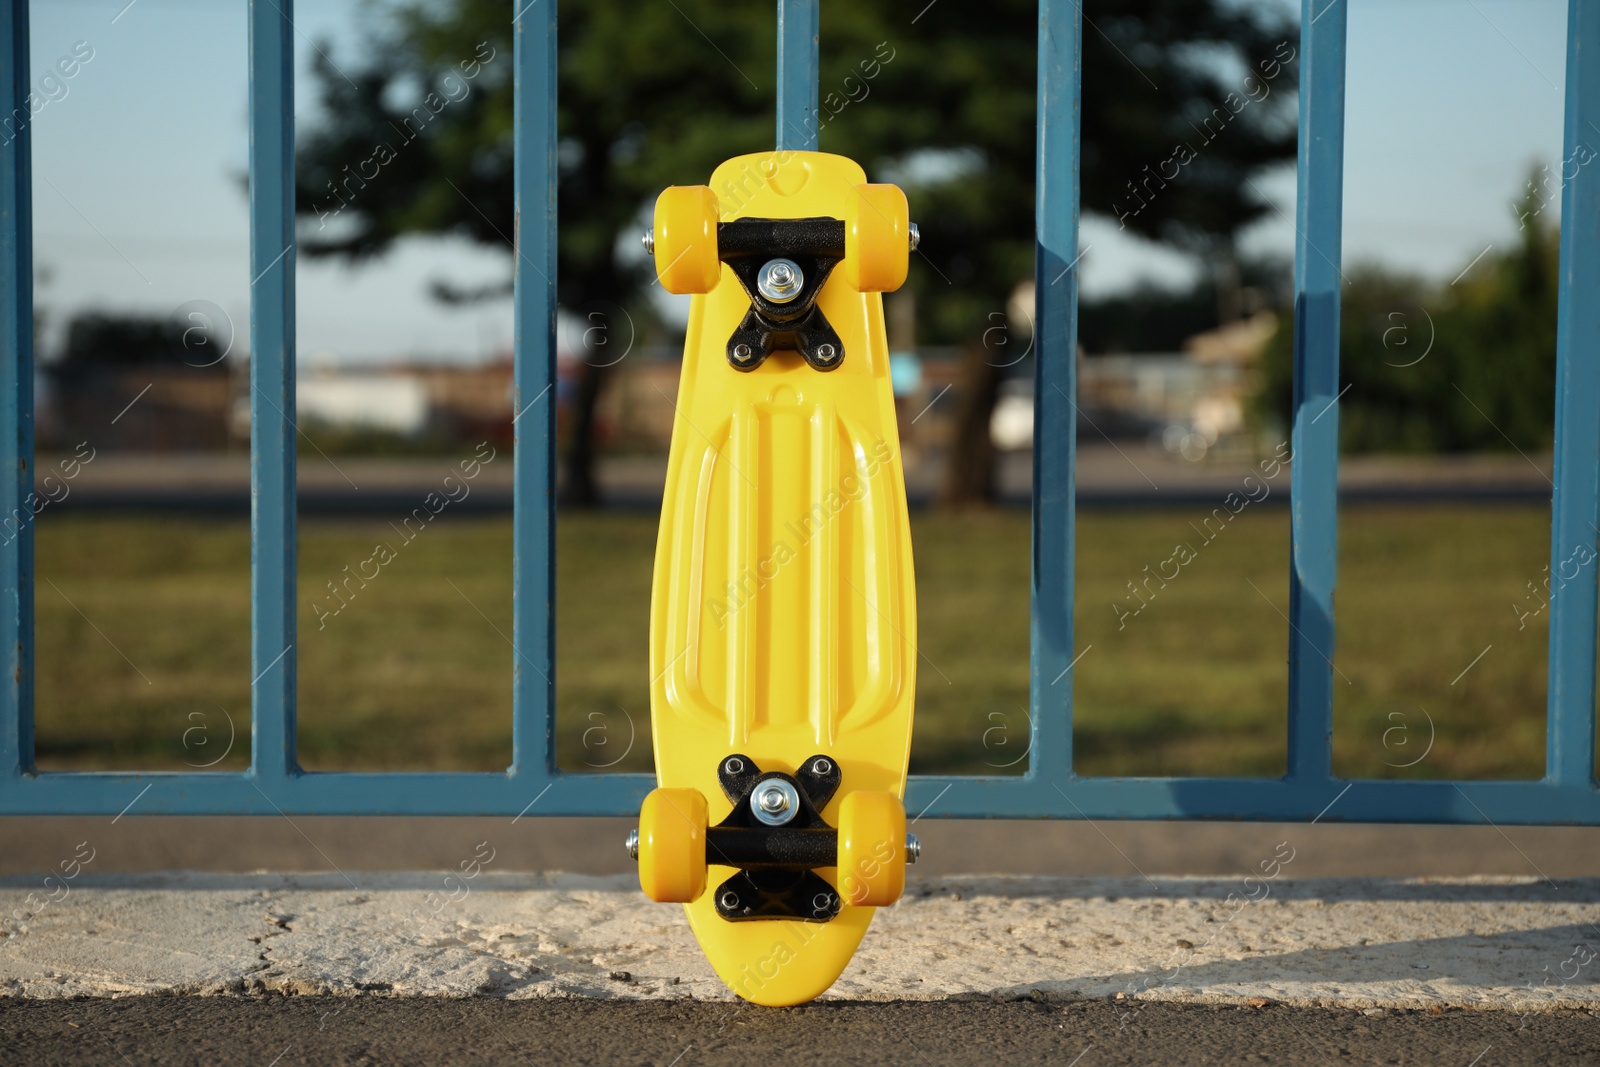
[638,787,708,903]
[653,186,722,294]
[843,183,910,293]
[835,791,906,907]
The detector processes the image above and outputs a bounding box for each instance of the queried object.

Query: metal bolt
[625,829,639,860]
[731,343,754,363]
[720,891,740,911]
[811,757,832,776]
[815,343,837,363]
[908,222,920,251]
[906,834,921,864]
[725,757,745,774]
[750,777,800,826]
[756,258,804,303]
[642,230,655,255]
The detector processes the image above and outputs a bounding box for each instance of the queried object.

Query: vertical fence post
[1029,0,1082,781]
[249,0,299,781]
[1286,0,1345,784]
[512,0,559,779]
[776,0,819,151]
[0,0,33,781]
[1545,0,1600,790]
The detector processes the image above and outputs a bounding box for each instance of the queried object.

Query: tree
[1256,175,1560,453]
[54,311,229,373]
[296,0,1298,504]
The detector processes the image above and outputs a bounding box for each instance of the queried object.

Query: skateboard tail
[686,904,875,1007]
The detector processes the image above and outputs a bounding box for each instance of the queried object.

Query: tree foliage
[300,0,1296,314]
[53,312,227,374]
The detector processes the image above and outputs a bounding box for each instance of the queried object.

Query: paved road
[5,997,1595,1065]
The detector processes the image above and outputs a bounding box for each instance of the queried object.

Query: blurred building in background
[37,308,1274,476]
[44,363,235,452]
[986,311,1276,462]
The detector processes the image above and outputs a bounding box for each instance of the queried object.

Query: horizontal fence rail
[0,0,1594,821]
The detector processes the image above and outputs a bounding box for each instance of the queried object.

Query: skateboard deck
[635,151,918,1006]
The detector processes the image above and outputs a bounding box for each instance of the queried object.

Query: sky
[23,0,1573,365]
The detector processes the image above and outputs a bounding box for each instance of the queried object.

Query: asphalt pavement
[5,997,1596,1066]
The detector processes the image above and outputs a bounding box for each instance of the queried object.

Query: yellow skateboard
[628,151,919,1006]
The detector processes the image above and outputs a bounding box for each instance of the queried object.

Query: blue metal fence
[0,0,1594,822]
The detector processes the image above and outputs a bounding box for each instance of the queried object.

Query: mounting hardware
[642,230,655,255]
[625,829,639,860]
[751,777,801,827]
[756,258,804,303]
[713,869,840,922]
[716,217,846,371]
[705,753,846,922]
[906,833,920,864]
[908,222,920,251]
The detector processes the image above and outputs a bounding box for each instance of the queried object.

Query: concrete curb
[3,873,1599,1012]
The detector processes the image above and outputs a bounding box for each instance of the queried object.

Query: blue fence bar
[776,0,820,151]
[0,0,33,783]
[1284,0,1344,785]
[1027,0,1082,791]
[1,770,1598,821]
[1545,0,1600,791]
[510,0,560,787]
[249,0,299,784]
[0,0,1592,821]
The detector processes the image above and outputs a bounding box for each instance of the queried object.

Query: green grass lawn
[30,503,1580,780]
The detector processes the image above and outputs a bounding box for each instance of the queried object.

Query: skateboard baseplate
[630,151,918,1006]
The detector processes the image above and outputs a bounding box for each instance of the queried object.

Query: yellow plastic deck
[648,151,917,1006]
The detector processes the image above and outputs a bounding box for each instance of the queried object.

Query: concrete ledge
[2,873,1597,1011]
